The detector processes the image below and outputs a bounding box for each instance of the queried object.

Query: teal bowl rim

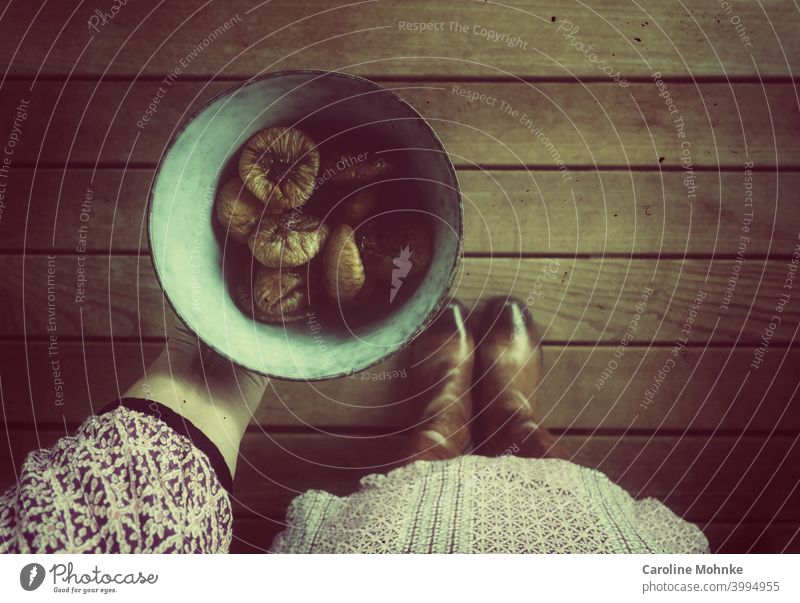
[147,69,463,381]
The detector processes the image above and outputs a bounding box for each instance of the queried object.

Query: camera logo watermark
[390,246,414,303]
[19,562,159,594]
[555,20,628,87]
[19,563,45,591]
[87,0,129,33]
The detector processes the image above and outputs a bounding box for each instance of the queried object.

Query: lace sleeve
[0,399,233,553]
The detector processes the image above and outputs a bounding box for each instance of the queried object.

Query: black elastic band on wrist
[99,398,234,494]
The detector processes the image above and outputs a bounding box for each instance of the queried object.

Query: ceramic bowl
[148,70,462,380]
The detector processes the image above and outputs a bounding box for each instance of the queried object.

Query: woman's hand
[124,318,269,477]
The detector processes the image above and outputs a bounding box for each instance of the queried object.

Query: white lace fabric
[0,405,708,554]
[271,455,709,554]
[0,406,232,553]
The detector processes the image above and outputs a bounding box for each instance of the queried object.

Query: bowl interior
[149,71,461,380]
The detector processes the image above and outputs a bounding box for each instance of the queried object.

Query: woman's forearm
[123,347,255,477]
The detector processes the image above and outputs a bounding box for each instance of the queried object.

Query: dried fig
[239,127,320,210]
[330,153,392,185]
[338,189,376,225]
[236,265,310,323]
[343,275,376,309]
[323,224,366,304]
[358,214,431,281]
[215,178,278,244]
[248,213,329,268]
[236,270,276,323]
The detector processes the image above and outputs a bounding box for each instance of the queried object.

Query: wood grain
[1,1,797,78]
[1,254,797,343]
[3,168,799,256]
[1,0,798,556]
[2,341,799,432]
[3,430,798,522]
[0,81,797,167]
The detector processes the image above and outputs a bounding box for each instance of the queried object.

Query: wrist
[123,373,249,476]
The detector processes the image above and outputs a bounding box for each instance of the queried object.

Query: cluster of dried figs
[214,126,432,324]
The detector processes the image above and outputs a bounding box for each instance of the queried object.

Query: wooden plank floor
[0,0,798,553]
